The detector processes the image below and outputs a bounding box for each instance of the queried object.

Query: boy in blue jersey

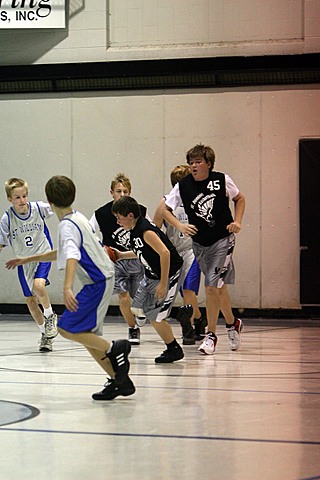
[5,176,135,401]
[0,178,58,352]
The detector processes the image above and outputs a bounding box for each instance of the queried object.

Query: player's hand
[179,223,198,237]
[226,221,241,233]
[155,283,167,301]
[111,247,122,261]
[5,257,25,269]
[64,288,78,312]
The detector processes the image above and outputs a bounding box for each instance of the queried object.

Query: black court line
[0,400,40,426]
[301,476,320,480]
[300,477,320,480]
[1,426,320,446]
[1,365,320,380]
[1,379,320,397]
[0,346,85,357]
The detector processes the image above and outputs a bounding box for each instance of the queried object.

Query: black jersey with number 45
[179,172,233,247]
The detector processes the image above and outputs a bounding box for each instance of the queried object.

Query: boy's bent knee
[205,285,218,293]
[26,295,38,308]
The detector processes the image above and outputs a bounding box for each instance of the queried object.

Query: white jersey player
[0,178,58,352]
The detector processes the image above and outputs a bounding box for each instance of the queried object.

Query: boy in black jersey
[153,165,206,344]
[112,196,185,363]
[90,173,147,345]
[163,144,245,355]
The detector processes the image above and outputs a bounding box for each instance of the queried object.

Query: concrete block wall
[0,1,320,65]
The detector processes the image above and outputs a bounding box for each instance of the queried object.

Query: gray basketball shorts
[131,269,181,323]
[193,234,235,288]
[113,258,144,298]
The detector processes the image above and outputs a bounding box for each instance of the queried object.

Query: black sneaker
[176,305,195,345]
[155,345,184,363]
[128,327,140,345]
[183,328,195,345]
[106,339,131,384]
[92,376,135,401]
[194,313,207,341]
[175,304,193,324]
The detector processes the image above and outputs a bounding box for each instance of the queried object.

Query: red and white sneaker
[227,318,243,351]
[198,332,217,355]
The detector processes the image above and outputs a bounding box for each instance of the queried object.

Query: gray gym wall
[0,1,319,309]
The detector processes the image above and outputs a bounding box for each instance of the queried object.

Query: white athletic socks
[43,306,53,318]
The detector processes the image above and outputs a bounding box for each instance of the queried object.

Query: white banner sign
[0,1,65,29]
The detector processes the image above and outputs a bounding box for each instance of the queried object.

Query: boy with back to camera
[111,196,185,363]
[163,144,245,355]
[0,178,58,352]
[153,165,207,345]
[5,176,135,401]
[90,173,147,345]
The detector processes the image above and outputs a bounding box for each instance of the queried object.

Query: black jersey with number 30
[130,217,183,279]
[95,201,147,251]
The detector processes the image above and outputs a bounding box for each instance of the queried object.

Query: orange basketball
[104,245,117,263]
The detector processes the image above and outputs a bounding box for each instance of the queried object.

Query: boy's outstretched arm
[113,248,137,261]
[5,250,57,269]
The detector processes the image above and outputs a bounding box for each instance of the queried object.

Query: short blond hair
[110,173,131,193]
[170,165,191,187]
[5,178,28,198]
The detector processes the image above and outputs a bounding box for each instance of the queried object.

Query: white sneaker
[131,307,146,327]
[39,334,53,352]
[198,332,217,355]
[135,316,147,327]
[227,318,243,351]
[44,313,58,338]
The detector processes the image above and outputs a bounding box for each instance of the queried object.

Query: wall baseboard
[1,304,319,320]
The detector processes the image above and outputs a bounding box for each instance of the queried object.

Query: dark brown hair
[186,144,215,170]
[45,176,76,208]
[112,196,141,218]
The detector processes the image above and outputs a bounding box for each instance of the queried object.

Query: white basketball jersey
[4,201,53,256]
[57,210,114,287]
[165,204,193,253]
